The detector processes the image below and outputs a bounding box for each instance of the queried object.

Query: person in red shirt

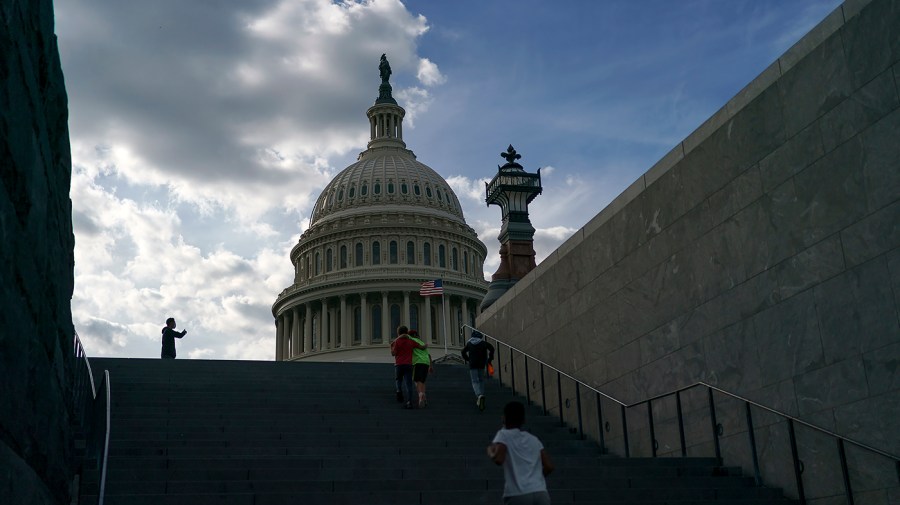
[390,325,426,409]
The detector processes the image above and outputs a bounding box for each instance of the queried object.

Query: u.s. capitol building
[272,57,489,362]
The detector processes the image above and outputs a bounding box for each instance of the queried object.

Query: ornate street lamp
[480,145,543,311]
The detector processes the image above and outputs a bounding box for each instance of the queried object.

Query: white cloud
[394,86,432,126]
[446,175,491,203]
[416,57,446,86]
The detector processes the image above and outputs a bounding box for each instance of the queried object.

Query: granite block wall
[0,0,76,504]
[478,0,899,502]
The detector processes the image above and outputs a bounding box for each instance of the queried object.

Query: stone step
[80,358,788,505]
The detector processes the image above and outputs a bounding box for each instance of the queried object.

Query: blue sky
[54,0,842,360]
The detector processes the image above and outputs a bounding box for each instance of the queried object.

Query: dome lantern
[366,54,406,150]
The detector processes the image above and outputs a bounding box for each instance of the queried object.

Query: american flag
[419,279,443,296]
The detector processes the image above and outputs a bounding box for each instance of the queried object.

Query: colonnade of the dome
[275,290,483,361]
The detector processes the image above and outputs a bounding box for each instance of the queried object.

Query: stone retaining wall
[0,0,76,504]
[478,0,899,502]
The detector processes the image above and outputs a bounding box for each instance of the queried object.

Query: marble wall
[0,0,76,504]
[478,0,899,502]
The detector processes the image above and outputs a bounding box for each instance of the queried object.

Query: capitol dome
[272,57,488,362]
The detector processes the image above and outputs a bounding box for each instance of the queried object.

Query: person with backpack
[461,329,494,411]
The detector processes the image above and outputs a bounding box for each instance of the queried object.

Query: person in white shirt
[487,401,554,504]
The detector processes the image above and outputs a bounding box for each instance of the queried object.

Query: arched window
[426,186,433,198]
[414,185,421,196]
[355,242,363,266]
[437,189,443,202]
[361,184,368,196]
[406,241,415,265]
[315,252,321,275]
[389,241,398,264]
[337,189,344,201]
[340,245,347,269]
[354,307,361,342]
[410,305,419,332]
[372,241,381,265]
[374,182,381,194]
[326,249,333,272]
[423,242,431,266]
[451,248,458,271]
[463,251,469,274]
[401,183,408,194]
[387,182,395,194]
[390,304,401,334]
[372,305,382,342]
[349,186,355,198]
[438,245,446,268]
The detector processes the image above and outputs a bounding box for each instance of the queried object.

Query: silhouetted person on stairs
[161,317,187,359]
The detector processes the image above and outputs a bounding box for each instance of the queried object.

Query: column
[402,291,410,326]
[303,302,312,353]
[381,291,390,341]
[442,294,450,349]
[361,293,369,345]
[275,315,284,361]
[424,296,432,343]
[291,307,301,357]
[323,299,331,349]
[340,295,348,347]
[282,311,292,359]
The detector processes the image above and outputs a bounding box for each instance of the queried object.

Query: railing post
[787,419,806,505]
[621,404,630,458]
[509,348,516,396]
[575,382,583,440]
[745,401,762,487]
[496,341,502,384]
[557,371,564,427]
[648,401,657,457]
[524,357,531,405]
[676,391,686,457]
[596,392,606,453]
[707,388,721,461]
[837,438,853,505]
[540,364,547,416]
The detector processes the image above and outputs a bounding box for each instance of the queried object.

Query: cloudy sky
[55,0,842,360]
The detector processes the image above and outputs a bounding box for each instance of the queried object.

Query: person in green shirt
[408,329,433,408]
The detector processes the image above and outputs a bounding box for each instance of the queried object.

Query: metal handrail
[72,331,110,505]
[464,324,900,504]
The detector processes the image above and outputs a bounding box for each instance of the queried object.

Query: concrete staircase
[79,358,791,504]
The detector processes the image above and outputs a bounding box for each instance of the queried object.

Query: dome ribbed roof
[309,148,464,226]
